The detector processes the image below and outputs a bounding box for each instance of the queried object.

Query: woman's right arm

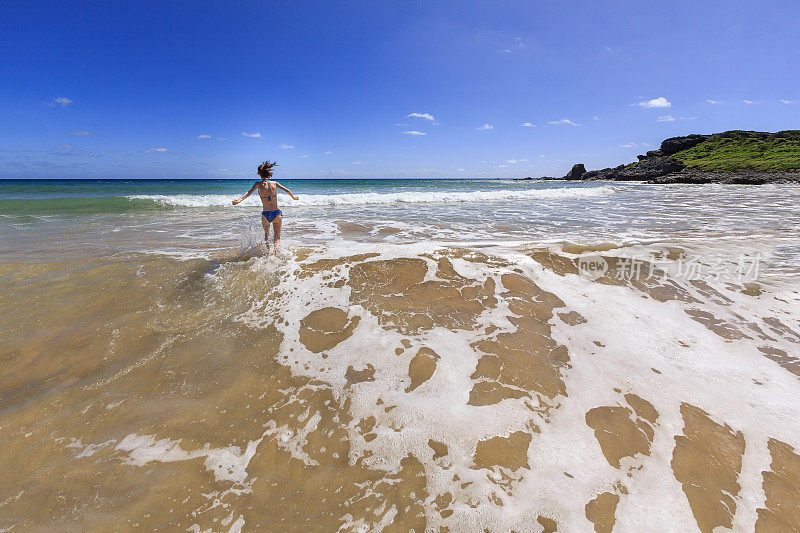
[232,182,258,205]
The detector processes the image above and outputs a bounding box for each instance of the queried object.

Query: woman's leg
[271,215,283,254]
[260,214,271,244]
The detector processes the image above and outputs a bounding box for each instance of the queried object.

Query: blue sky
[2,0,799,179]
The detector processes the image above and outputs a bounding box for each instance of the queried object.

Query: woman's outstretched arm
[276,182,299,200]
[232,182,259,205]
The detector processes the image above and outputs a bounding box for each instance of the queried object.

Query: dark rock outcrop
[614,156,685,180]
[563,163,586,180]
[564,157,684,181]
[660,134,709,155]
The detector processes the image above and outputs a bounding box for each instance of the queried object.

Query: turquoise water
[0,178,583,212]
[1,178,799,272]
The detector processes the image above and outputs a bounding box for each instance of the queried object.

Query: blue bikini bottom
[262,209,282,222]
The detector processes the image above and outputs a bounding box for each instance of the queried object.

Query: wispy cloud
[407,112,435,121]
[498,37,524,54]
[506,158,528,164]
[54,144,75,149]
[197,134,212,139]
[47,97,73,107]
[242,132,262,139]
[352,161,363,165]
[403,130,426,136]
[741,99,757,104]
[780,99,796,104]
[323,151,332,155]
[476,123,494,131]
[68,131,92,136]
[300,154,310,158]
[280,143,294,149]
[631,96,671,108]
[520,122,536,127]
[620,142,638,148]
[706,99,722,104]
[592,115,600,121]
[146,147,168,153]
[548,119,581,126]
[657,115,696,122]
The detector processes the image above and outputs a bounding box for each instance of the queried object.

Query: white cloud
[780,99,796,104]
[323,151,332,155]
[592,115,599,121]
[706,99,721,104]
[520,122,536,127]
[216,137,226,141]
[620,142,638,148]
[403,130,426,136]
[241,132,262,139]
[352,161,363,165]
[741,99,757,104]
[48,97,73,107]
[632,96,671,108]
[146,147,168,153]
[457,168,466,171]
[68,131,92,136]
[407,112,435,121]
[197,134,212,139]
[280,143,294,149]
[476,123,494,131]
[498,164,507,168]
[548,119,581,126]
[657,115,697,122]
[54,144,75,149]
[300,154,310,158]
[506,158,528,164]
[498,48,512,54]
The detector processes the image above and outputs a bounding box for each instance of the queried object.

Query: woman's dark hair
[257,160,279,179]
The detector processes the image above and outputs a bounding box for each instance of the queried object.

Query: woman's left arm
[232,182,258,205]
[276,182,299,201]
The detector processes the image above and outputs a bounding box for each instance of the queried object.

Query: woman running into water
[232,160,299,255]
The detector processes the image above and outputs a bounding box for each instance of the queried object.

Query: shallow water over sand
[1,179,800,531]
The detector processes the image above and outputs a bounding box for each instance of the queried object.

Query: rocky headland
[558,130,800,184]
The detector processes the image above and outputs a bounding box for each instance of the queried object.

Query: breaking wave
[127,185,615,208]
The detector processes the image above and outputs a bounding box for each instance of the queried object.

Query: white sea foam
[115,432,265,484]
[228,241,800,531]
[127,186,615,208]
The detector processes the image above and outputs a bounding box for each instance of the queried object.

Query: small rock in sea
[562,163,586,180]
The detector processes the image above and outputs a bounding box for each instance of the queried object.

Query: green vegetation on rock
[672,130,800,172]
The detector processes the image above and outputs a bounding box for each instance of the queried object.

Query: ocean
[1,178,799,531]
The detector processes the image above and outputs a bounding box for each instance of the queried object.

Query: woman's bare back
[257,181,279,210]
